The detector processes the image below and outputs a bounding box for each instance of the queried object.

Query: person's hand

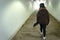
[33,23,37,27]
[33,23,36,27]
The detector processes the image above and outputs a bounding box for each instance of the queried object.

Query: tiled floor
[12,11,60,40]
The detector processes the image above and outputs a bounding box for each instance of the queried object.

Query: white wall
[46,0,60,22]
[0,0,34,40]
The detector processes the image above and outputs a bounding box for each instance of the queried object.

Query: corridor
[12,11,60,40]
[0,0,60,40]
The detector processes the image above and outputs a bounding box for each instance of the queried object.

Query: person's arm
[46,10,50,25]
[33,11,40,27]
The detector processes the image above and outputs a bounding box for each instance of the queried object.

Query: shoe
[40,32,43,35]
[43,37,46,40]
[40,32,43,38]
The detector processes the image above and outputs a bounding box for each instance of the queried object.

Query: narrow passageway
[12,11,60,40]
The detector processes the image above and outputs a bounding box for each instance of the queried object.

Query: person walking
[33,3,50,40]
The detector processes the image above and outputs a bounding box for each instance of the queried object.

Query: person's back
[37,8,49,25]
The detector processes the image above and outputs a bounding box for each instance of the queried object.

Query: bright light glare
[33,0,46,10]
[33,0,40,10]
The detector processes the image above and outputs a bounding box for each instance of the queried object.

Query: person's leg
[40,24,43,32]
[42,24,46,40]
[39,24,43,36]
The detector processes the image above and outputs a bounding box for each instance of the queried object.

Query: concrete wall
[0,0,34,40]
[47,0,60,22]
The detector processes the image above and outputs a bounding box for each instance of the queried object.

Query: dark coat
[37,8,50,25]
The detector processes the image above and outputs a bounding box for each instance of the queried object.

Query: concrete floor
[12,11,60,40]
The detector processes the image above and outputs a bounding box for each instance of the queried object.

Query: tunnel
[0,0,60,40]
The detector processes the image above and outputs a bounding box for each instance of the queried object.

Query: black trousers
[40,24,46,37]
